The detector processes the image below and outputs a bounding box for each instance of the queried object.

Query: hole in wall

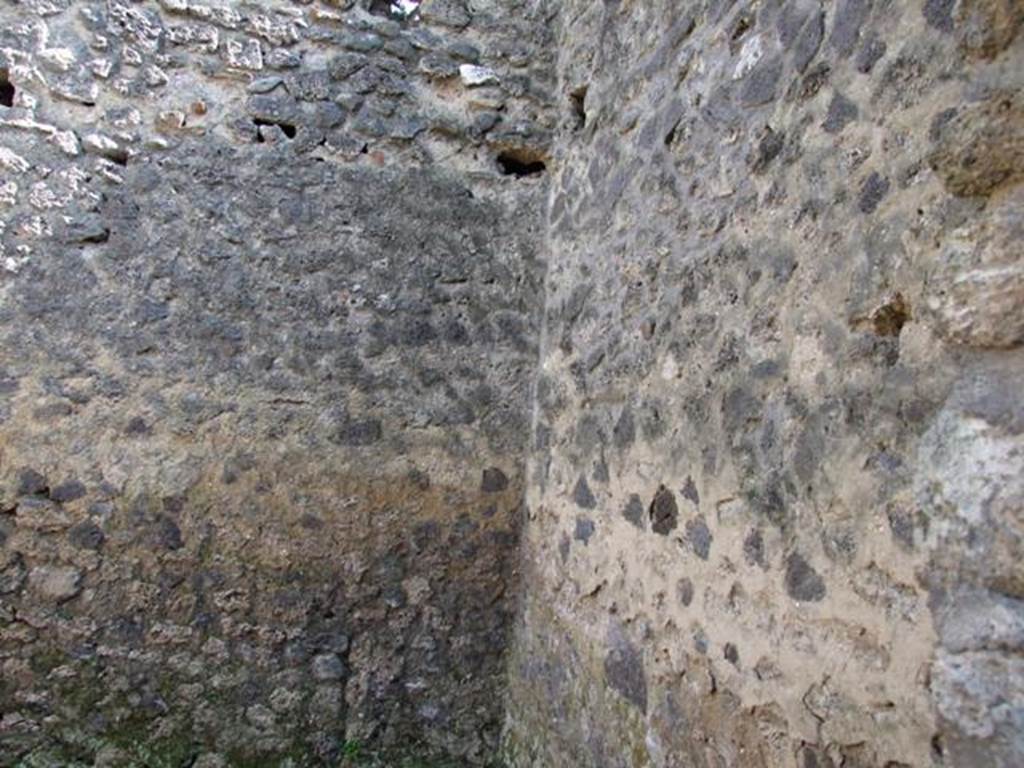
[0,69,15,108]
[368,0,421,19]
[930,734,946,761]
[253,118,297,142]
[496,150,546,178]
[731,13,753,41]
[570,85,588,131]
[664,119,681,147]
[106,148,129,167]
[870,293,910,337]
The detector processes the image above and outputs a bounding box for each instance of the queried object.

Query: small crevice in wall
[730,12,754,42]
[497,150,546,178]
[664,118,681,147]
[869,293,910,337]
[570,85,588,131]
[0,69,15,108]
[254,118,297,142]
[368,0,421,20]
[106,148,129,167]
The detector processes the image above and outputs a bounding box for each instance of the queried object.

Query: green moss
[15,748,92,768]
[115,731,198,768]
[14,726,487,768]
[29,648,66,675]
[31,715,198,768]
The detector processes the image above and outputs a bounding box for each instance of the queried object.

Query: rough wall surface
[505,2,1023,767]
[0,1,553,765]
[2,0,1022,766]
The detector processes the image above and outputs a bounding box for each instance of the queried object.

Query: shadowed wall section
[0,1,553,764]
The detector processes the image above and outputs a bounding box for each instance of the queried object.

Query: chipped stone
[459,64,499,87]
[929,90,1024,197]
[28,565,82,602]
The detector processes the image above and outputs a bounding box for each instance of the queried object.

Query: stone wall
[0,1,553,765]
[504,2,1023,767]
[3,1,1022,766]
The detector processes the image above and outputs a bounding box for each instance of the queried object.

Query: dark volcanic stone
[17,469,49,497]
[69,521,105,550]
[795,12,824,73]
[830,0,872,57]
[923,0,955,31]
[686,517,713,560]
[572,476,597,509]
[622,494,645,529]
[312,653,346,681]
[574,517,595,544]
[333,419,383,446]
[481,467,509,492]
[125,417,151,436]
[677,577,694,607]
[603,627,647,713]
[329,52,368,81]
[682,476,700,507]
[856,35,887,73]
[154,516,184,551]
[777,3,810,47]
[744,528,766,568]
[559,532,571,562]
[858,172,890,213]
[724,642,740,667]
[649,485,678,535]
[823,93,859,134]
[613,407,636,450]
[63,214,110,244]
[750,126,785,173]
[784,553,827,602]
[340,32,384,53]
[887,507,917,550]
[739,56,784,107]
[51,480,87,503]
[693,628,709,655]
